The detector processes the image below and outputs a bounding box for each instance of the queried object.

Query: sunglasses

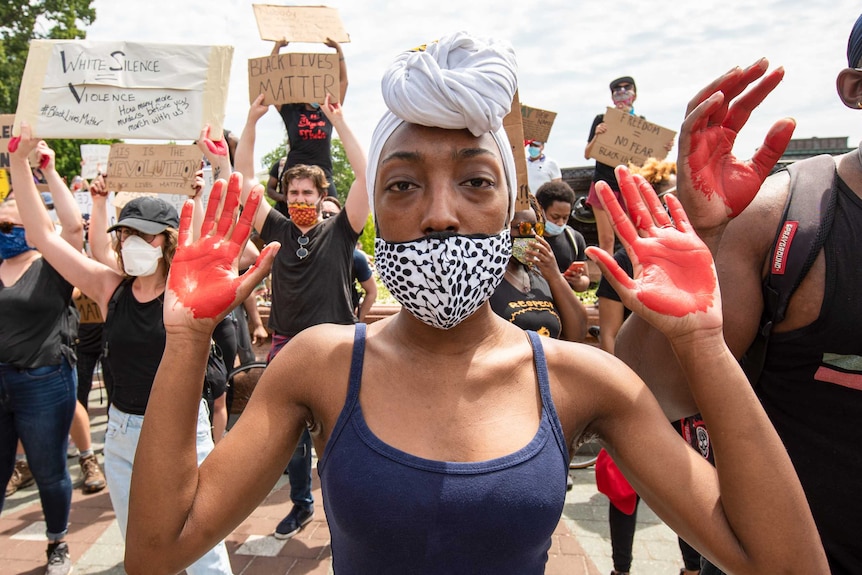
[114,228,158,244]
[514,221,544,237]
[0,222,24,234]
[611,84,633,93]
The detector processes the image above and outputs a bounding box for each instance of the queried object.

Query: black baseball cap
[107,196,179,235]
[609,76,636,92]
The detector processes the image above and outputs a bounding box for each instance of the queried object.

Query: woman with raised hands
[8,126,235,575]
[127,33,826,575]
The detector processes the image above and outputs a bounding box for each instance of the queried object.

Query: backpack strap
[101,278,132,361]
[742,154,839,383]
[564,226,579,259]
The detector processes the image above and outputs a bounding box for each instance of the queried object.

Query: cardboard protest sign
[0,114,14,200]
[73,290,104,324]
[588,107,676,168]
[503,91,531,211]
[520,104,557,144]
[14,40,233,140]
[80,144,111,179]
[106,144,202,195]
[252,5,350,43]
[113,165,213,217]
[248,52,340,105]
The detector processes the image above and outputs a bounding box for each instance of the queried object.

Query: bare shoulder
[262,323,359,415]
[539,338,647,441]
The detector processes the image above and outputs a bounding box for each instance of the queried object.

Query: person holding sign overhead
[124,32,826,575]
[269,37,348,200]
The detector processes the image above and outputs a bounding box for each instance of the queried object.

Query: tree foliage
[1,1,98,182]
[0,1,97,114]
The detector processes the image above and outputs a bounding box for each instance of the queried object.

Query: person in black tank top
[9,136,235,575]
[128,32,827,575]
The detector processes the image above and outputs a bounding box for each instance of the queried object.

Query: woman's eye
[386,181,417,192]
[463,177,494,188]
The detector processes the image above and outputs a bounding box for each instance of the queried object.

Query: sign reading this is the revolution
[106,144,201,195]
[248,53,340,105]
[588,107,676,168]
[14,40,233,140]
[520,104,557,144]
[252,5,350,43]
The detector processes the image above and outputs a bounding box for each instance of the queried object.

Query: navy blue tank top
[319,324,569,574]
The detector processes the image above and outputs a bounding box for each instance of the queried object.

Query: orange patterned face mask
[288,203,319,227]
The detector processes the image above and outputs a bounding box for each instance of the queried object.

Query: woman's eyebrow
[455,147,496,160]
[381,150,422,165]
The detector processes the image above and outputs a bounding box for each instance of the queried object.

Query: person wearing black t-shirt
[270,37,348,200]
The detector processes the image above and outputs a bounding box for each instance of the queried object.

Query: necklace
[505,267,531,294]
[296,235,310,259]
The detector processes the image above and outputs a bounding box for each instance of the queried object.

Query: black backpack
[741,154,839,384]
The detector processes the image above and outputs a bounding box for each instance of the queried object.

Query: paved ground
[1,381,688,575]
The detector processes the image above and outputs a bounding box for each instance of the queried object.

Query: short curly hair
[534,180,576,210]
[282,164,330,196]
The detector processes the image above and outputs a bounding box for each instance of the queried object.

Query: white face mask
[121,234,163,277]
[374,230,511,330]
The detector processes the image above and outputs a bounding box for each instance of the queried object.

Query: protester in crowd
[534,180,591,292]
[490,195,587,343]
[0,179,82,573]
[594,158,702,575]
[126,32,826,575]
[321,196,378,322]
[270,37,348,199]
[9,132,234,575]
[233,91,368,540]
[526,139,562,194]
[615,15,862,574]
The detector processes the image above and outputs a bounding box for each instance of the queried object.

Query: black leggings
[609,499,702,571]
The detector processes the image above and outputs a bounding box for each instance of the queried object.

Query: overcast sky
[84,0,862,174]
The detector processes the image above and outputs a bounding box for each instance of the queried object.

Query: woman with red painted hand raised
[7,123,236,575]
[126,33,825,575]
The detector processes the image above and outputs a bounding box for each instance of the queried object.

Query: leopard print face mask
[374,230,511,330]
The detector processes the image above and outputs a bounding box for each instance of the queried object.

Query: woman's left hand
[586,166,722,342]
[164,172,279,337]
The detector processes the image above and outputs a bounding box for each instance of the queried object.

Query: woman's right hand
[89,174,108,203]
[165,172,279,337]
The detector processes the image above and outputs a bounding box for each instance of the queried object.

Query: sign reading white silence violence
[248,52,340,106]
[588,106,676,168]
[14,40,232,140]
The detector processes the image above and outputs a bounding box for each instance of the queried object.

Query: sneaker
[67,440,78,459]
[78,454,106,493]
[5,460,35,496]
[273,505,314,540]
[45,541,72,575]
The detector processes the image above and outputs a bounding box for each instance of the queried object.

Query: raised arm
[616,60,797,418]
[235,94,273,233]
[35,141,84,250]
[8,125,123,314]
[583,166,827,574]
[318,94,368,234]
[125,173,288,574]
[324,37,348,104]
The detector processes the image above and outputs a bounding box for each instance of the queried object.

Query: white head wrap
[367,31,519,221]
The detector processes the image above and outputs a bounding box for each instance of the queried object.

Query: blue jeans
[104,402,233,575]
[0,359,77,541]
[269,336,313,508]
